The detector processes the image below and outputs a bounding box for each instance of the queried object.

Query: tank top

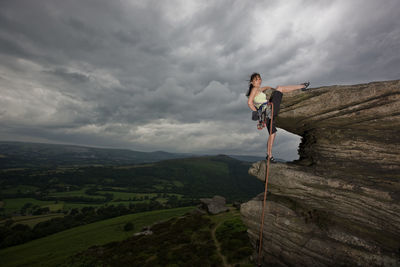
[253,89,268,109]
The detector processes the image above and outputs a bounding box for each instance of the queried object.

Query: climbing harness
[257,102,274,267]
[253,102,272,130]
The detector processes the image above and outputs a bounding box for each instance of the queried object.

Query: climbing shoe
[266,154,277,163]
[301,81,310,91]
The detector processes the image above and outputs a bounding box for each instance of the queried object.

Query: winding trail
[211,220,231,267]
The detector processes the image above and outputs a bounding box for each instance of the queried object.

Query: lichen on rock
[241,80,400,266]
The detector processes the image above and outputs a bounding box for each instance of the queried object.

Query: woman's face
[251,75,262,87]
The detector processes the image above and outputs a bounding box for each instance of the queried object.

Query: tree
[4,219,14,228]
[124,222,134,231]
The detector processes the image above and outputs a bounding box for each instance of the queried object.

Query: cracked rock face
[240,80,400,266]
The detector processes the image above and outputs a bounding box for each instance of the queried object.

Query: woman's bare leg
[276,84,304,93]
[267,132,276,157]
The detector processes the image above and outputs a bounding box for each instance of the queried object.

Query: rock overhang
[241,80,400,266]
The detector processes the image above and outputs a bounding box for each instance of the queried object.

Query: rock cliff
[240,80,400,266]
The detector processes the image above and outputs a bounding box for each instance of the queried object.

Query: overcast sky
[1,0,399,160]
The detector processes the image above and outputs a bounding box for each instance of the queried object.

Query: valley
[0,141,261,266]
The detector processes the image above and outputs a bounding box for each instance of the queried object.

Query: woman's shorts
[266,90,283,134]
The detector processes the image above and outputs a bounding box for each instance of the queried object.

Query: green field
[42,203,64,212]
[1,185,38,194]
[6,213,65,228]
[99,191,157,200]
[61,202,104,210]
[0,207,195,267]
[99,191,184,201]
[49,188,105,199]
[1,189,187,216]
[0,194,182,220]
[1,198,58,214]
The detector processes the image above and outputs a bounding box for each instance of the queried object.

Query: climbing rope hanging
[257,103,274,267]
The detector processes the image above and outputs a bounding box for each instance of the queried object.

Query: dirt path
[211,221,231,267]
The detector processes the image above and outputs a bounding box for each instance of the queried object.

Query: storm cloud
[1,0,399,160]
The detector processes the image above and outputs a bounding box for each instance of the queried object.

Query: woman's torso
[254,87,273,108]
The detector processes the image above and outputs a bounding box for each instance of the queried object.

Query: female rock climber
[246,73,310,163]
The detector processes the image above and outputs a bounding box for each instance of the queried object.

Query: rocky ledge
[241,80,400,266]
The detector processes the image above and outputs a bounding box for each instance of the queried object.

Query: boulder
[200,195,229,214]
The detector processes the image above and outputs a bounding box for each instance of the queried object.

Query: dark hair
[246,73,261,97]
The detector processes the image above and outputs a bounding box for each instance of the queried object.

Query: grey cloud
[43,68,90,83]
[1,0,399,159]
[0,36,33,59]
[113,30,141,46]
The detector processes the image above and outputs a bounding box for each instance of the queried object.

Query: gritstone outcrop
[200,195,229,214]
[240,80,400,266]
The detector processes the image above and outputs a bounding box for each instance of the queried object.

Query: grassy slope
[2,198,57,214]
[66,207,253,267]
[0,207,195,267]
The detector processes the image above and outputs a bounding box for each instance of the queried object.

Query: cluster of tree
[0,198,197,249]
[40,196,106,204]
[84,188,114,201]
[0,203,53,218]
[19,203,48,216]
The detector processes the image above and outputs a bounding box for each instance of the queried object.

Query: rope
[257,102,274,267]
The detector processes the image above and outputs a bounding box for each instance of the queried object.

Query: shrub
[124,222,134,231]
[216,218,253,263]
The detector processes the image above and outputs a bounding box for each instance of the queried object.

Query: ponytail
[246,84,253,97]
[246,72,260,98]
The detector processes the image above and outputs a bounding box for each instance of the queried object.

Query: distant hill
[225,154,262,162]
[0,141,194,168]
[0,141,270,168]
